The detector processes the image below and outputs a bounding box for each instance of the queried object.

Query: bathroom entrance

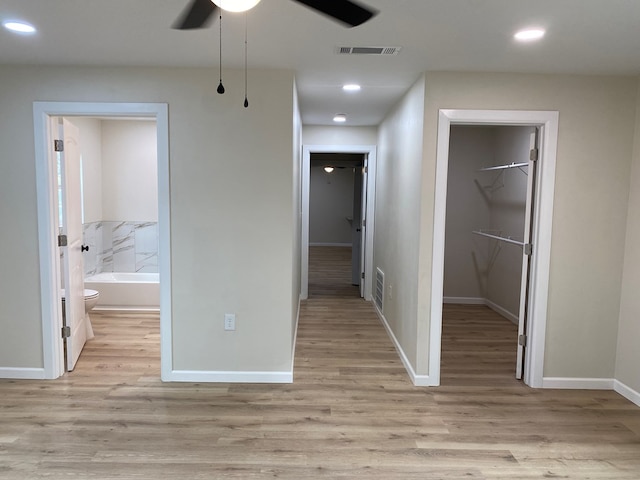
[34,102,171,380]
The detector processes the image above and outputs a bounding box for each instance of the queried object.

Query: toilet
[61,288,100,314]
[61,289,99,337]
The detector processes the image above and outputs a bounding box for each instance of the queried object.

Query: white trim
[485,299,519,325]
[374,306,434,387]
[542,377,614,390]
[33,102,171,381]
[614,380,640,407]
[301,144,377,301]
[0,368,46,380]
[443,296,485,305]
[309,242,352,247]
[291,296,301,375]
[431,109,559,389]
[167,370,293,383]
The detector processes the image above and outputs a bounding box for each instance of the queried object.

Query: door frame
[430,109,559,388]
[301,144,377,301]
[33,102,171,380]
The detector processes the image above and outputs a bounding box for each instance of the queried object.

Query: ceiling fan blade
[172,0,219,30]
[292,0,378,27]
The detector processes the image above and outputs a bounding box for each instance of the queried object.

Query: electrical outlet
[224,313,236,331]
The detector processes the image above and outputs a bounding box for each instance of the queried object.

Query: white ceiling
[2,0,640,126]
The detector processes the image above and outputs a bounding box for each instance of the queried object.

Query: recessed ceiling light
[343,84,361,92]
[324,166,335,173]
[514,28,545,42]
[3,21,37,34]
[333,114,347,123]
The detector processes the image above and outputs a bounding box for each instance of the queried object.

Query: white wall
[616,79,640,397]
[374,74,426,370]
[292,82,302,345]
[444,126,494,300]
[0,65,297,377]
[416,72,637,380]
[101,120,158,222]
[72,117,103,223]
[309,166,354,245]
[303,126,378,145]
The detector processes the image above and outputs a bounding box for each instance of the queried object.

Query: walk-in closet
[443,125,537,380]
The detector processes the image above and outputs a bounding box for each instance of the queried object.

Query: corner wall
[615,78,640,403]
[374,74,426,372]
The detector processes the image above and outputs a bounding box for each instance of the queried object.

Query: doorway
[308,153,364,298]
[442,125,537,382]
[33,102,172,380]
[430,109,559,388]
[301,145,377,301]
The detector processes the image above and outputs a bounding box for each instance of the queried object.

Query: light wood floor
[308,246,360,298]
[1,265,640,477]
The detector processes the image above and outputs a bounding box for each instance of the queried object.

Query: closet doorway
[443,125,537,381]
[430,109,559,389]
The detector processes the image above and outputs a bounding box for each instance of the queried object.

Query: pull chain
[244,12,249,108]
[217,13,225,94]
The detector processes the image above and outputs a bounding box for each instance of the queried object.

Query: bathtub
[84,272,160,311]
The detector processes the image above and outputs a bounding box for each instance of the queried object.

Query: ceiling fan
[173,0,378,30]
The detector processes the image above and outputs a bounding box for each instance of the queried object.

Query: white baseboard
[614,380,640,407]
[374,305,435,387]
[443,296,485,305]
[94,306,160,313]
[0,367,46,379]
[542,377,614,390]
[309,243,352,247]
[167,370,293,383]
[485,300,519,325]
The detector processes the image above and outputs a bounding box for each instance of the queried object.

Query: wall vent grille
[375,268,384,311]
[337,46,402,56]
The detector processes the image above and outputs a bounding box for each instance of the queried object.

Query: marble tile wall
[83,221,158,276]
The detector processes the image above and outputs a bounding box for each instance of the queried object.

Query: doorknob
[356,228,361,232]
[81,245,89,252]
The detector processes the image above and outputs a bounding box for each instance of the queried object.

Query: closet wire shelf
[472,230,525,247]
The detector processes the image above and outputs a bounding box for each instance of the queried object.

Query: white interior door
[516,128,539,379]
[57,117,88,371]
[359,157,368,298]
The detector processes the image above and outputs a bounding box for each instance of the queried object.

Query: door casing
[430,109,559,388]
[301,145,377,301]
[33,102,171,380]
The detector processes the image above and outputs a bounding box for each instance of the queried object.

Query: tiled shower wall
[83,221,159,276]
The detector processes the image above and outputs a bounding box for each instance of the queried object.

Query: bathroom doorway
[34,102,172,380]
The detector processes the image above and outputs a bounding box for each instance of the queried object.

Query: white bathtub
[84,272,160,311]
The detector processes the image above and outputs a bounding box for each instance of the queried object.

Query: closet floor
[441,304,521,387]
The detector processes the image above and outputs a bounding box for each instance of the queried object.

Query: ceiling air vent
[337,46,401,56]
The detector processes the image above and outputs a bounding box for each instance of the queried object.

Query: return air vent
[337,46,401,56]
[375,268,385,311]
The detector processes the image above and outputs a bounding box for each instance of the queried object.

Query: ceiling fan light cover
[213,0,261,12]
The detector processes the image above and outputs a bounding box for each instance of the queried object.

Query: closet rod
[472,230,525,247]
[478,162,528,172]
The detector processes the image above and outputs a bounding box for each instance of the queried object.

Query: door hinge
[54,140,64,152]
[361,272,365,279]
[518,334,527,347]
[362,219,366,228]
[530,148,539,162]
[364,166,368,174]
[524,243,533,256]
[61,326,71,338]
[58,234,68,247]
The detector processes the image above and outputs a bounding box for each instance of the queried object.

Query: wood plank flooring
[308,246,360,298]
[1,255,639,478]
